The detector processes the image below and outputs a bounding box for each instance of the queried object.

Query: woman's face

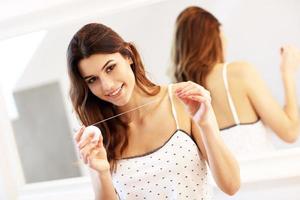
[78,52,135,106]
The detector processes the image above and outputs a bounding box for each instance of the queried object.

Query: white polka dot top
[111,84,212,200]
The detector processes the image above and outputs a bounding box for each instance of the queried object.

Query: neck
[116,85,153,123]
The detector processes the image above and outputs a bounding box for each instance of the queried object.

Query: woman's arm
[281,46,299,121]
[89,169,118,200]
[241,45,300,142]
[192,116,240,195]
[75,127,118,200]
[174,81,240,195]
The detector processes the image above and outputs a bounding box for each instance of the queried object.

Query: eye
[87,77,98,84]
[105,64,116,73]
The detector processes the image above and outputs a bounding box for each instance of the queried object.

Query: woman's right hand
[280,45,300,74]
[74,126,111,173]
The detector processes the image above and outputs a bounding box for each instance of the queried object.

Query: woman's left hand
[174,81,213,125]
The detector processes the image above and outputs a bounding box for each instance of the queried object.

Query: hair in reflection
[173,6,224,87]
[67,23,160,170]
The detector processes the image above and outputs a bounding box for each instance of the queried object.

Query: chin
[113,98,129,106]
[111,85,133,106]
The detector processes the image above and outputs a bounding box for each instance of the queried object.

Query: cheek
[88,84,105,99]
[125,68,136,86]
[118,63,135,84]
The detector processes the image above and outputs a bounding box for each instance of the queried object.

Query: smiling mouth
[107,84,124,97]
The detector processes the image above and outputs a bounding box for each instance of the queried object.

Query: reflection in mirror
[168,2,300,200]
[171,5,300,161]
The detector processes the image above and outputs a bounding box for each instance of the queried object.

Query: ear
[126,56,133,65]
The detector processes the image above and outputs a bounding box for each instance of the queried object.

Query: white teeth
[109,85,122,96]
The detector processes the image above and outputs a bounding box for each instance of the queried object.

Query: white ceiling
[0,0,163,40]
[0,0,79,22]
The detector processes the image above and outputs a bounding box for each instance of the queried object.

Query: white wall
[0,87,25,200]
[0,175,7,200]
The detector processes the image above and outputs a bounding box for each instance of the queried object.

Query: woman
[68,23,240,199]
[172,6,300,159]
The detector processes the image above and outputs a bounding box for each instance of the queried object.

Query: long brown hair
[173,6,224,87]
[67,23,159,170]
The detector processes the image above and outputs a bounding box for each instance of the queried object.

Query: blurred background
[0,0,300,199]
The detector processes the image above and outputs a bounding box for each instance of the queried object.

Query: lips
[106,84,124,98]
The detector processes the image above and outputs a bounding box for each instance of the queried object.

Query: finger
[74,126,85,143]
[177,95,193,105]
[80,142,98,164]
[174,81,194,93]
[281,45,288,54]
[84,146,98,164]
[176,94,205,109]
[97,135,104,148]
[177,88,205,98]
[89,147,100,158]
[175,81,199,93]
[78,134,95,149]
[190,96,211,117]
[177,85,210,99]
[86,144,102,164]
[80,141,97,158]
[184,94,208,103]
[183,92,211,101]
[280,47,284,54]
[187,93,211,103]
[176,85,195,96]
[87,150,97,166]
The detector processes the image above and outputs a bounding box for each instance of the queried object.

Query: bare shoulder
[227,61,261,84]
[227,61,257,75]
[169,83,192,135]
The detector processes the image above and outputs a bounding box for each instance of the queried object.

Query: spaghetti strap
[168,84,180,129]
[222,63,240,125]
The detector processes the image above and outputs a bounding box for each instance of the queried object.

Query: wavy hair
[173,6,224,87]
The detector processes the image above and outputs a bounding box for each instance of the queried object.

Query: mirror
[0,0,299,199]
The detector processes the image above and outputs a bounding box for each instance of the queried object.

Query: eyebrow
[83,59,114,80]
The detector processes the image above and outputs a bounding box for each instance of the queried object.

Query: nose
[101,76,115,94]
